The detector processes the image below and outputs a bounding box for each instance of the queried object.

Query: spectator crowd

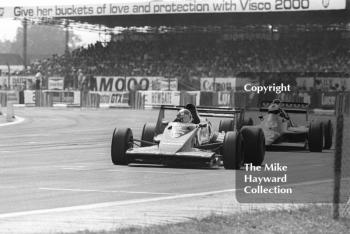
[23,32,350,90]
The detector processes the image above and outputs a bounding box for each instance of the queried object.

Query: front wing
[266,126,309,146]
[126,146,218,163]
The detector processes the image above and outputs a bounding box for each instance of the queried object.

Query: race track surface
[0,108,341,233]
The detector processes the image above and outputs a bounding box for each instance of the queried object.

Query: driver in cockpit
[174,109,193,123]
[170,109,196,137]
[268,99,289,121]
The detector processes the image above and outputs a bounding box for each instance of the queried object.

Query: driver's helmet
[272,99,281,105]
[176,109,192,123]
[268,100,281,114]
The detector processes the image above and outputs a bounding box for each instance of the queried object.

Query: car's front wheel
[222,131,244,169]
[241,126,265,166]
[323,120,333,150]
[308,121,323,152]
[111,128,133,165]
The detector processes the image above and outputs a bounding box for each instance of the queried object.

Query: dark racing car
[256,99,333,152]
[111,104,266,169]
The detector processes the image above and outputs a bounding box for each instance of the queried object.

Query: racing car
[255,99,333,152]
[111,104,266,169]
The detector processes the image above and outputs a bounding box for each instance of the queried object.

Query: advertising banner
[315,77,349,92]
[321,92,337,108]
[155,78,178,91]
[1,1,346,19]
[11,76,36,89]
[6,91,18,103]
[48,77,64,90]
[142,91,180,106]
[0,76,7,88]
[200,77,236,92]
[24,90,36,104]
[92,76,178,92]
[42,90,80,104]
[91,91,129,107]
[217,91,231,106]
[296,77,349,92]
[296,77,315,91]
[0,76,35,89]
[185,91,201,106]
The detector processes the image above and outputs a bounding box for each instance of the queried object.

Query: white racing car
[111,104,266,169]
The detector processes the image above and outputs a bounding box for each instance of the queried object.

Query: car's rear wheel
[308,121,323,152]
[141,123,156,147]
[219,119,234,132]
[222,131,244,169]
[241,126,265,166]
[323,120,333,150]
[111,128,133,165]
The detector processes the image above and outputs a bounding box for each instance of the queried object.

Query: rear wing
[259,101,310,120]
[155,105,244,134]
[159,105,243,117]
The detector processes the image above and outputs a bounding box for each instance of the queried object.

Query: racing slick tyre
[111,128,133,165]
[241,126,265,166]
[308,121,324,152]
[242,118,254,126]
[141,123,156,147]
[323,120,333,150]
[219,119,234,132]
[223,131,244,169]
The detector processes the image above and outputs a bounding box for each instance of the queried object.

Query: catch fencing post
[333,94,345,219]
[340,92,350,218]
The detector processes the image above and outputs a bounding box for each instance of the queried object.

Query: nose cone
[159,123,196,154]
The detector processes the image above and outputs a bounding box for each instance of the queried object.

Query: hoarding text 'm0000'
[4,0,346,18]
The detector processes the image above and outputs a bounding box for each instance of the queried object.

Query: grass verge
[63,204,350,234]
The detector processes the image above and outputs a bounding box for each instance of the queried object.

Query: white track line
[1,178,349,219]
[0,116,25,127]
[39,187,177,195]
[0,189,236,219]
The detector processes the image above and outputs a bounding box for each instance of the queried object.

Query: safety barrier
[81,92,100,108]
[0,90,349,110]
[0,91,8,107]
[35,91,53,107]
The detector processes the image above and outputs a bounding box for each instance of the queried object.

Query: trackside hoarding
[48,77,64,90]
[90,91,129,107]
[141,90,180,106]
[0,0,346,18]
[200,77,254,91]
[91,76,178,92]
[0,76,35,89]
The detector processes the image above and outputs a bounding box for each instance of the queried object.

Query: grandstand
[14,0,348,92]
